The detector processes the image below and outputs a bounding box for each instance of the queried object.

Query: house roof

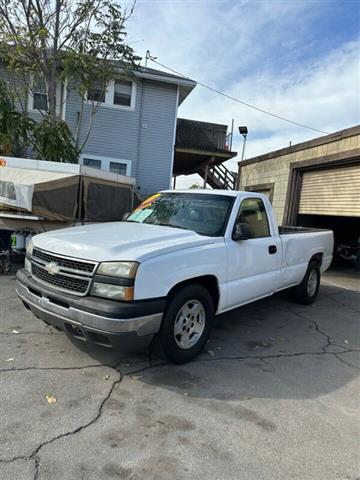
[113,62,196,105]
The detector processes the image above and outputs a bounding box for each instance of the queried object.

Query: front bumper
[16,269,165,349]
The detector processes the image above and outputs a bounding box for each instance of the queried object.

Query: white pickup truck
[16,190,333,363]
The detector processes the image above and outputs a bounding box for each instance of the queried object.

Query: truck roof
[161,189,261,198]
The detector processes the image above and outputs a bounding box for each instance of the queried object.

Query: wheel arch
[166,275,220,313]
[310,252,323,266]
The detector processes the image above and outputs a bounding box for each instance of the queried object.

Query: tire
[293,260,320,305]
[158,284,214,364]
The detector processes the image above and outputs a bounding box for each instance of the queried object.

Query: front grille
[33,249,96,274]
[32,264,90,294]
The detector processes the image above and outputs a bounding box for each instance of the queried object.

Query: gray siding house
[0,62,196,197]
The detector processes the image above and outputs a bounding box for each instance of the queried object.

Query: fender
[134,242,228,311]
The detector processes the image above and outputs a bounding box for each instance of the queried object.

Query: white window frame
[80,154,132,176]
[27,75,62,115]
[85,79,136,111]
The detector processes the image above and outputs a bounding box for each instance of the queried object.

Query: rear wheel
[293,260,320,305]
[159,284,214,364]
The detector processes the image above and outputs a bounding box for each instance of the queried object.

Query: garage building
[238,125,360,262]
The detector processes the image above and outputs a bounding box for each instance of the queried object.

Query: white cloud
[125,1,360,188]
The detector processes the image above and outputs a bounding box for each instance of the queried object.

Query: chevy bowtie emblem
[45,261,60,275]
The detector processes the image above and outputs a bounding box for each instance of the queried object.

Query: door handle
[268,245,277,254]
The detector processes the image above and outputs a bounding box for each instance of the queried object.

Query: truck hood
[32,222,219,262]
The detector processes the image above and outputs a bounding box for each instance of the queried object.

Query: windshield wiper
[126,220,190,231]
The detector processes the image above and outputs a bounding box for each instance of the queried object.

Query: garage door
[299,164,360,217]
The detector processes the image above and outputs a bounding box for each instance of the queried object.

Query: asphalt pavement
[0,270,359,480]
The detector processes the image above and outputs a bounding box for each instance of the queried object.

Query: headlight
[26,239,33,257]
[90,282,134,301]
[97,261,139,278]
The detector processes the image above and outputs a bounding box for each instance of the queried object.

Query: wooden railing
[198,163,237,190]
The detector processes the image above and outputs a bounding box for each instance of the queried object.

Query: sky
[125,0,360,187]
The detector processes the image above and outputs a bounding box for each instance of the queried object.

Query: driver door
[226,197,282,309]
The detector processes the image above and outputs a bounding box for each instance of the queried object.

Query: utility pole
[145,50,157,67]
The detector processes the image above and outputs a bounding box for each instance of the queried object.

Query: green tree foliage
[0,79,78,162]
[32,117,79,163]
[0,0,140,161]
[0,79,33,156]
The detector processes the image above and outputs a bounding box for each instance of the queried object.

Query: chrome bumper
[16,271,164,349]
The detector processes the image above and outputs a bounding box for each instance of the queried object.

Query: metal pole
[241,134,247,162]
[230,119,234,151]
[203,165,209,189]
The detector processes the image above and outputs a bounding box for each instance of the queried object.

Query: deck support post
[203,165,209,188]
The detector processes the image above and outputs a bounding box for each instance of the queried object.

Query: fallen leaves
[45,394,57,405]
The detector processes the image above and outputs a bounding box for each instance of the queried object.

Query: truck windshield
[126,192,234,237]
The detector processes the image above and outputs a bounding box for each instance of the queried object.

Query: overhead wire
[148,57,330,136]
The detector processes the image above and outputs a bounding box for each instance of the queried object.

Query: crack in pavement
[0,357,150,373]
[1,344,359,473]
[192,348,360,366]
[1,288,359,476]
[293,310,355,353]
[112,347,360,378]
[0,371,123,469]
[0,364,115,373]
[33,456,39,480]
[332,353,360,370]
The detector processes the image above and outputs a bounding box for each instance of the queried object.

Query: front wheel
[158,284,214,364]
[293,261,320,305]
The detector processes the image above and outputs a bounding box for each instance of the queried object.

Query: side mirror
[122,212,130,220]
[232,222,252,241]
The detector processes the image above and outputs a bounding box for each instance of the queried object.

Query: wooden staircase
[198,163,237,190]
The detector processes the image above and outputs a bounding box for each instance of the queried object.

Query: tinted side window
[236,198,270,238]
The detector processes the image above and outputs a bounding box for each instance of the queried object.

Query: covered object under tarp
[0,167,79,221]
[0,157,136,231]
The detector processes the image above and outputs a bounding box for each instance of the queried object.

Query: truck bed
[279,225,332,235]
